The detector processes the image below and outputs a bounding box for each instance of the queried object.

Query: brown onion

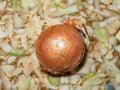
[36,22,85,74]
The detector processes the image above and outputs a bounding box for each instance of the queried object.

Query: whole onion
[36,21,85,74]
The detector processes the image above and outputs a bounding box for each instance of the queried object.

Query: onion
[60,76,69,84]
[7,56,17,64]
[77,58,94,74]
[0,29,8,39]
[0,1,6,13]
[1,65,15,77]
[94,9,111,17]
[69,75,80,84]
[13,13,24,29]
[1,41,13,53]
[60,85,69,90]
[1,72,12,90]
[87,0,93,4]
[36,22,85,74]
